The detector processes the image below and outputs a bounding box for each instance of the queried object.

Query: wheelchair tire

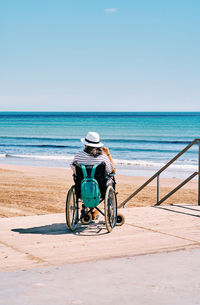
[66,185,79,231]
[116,213,125,226]
[104,185,117,233]
[81,211,92,225]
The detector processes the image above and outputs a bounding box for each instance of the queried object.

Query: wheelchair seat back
[73,162,107,201]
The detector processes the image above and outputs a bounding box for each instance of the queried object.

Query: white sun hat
[81,131,104,148]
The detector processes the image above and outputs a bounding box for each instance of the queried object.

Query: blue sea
[0,112,199,178]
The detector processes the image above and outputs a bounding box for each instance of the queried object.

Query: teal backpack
[81,164,101,207]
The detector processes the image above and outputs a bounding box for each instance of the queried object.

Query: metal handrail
[118,138,200,208]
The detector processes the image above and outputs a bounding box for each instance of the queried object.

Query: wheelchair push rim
[66,185,79,231]
[104,185,117,233]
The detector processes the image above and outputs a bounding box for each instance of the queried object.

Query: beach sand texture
[0,164,198,218]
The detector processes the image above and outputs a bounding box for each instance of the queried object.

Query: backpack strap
[90,164,98,179]
[81,164,87,179]
[81,164,98,179]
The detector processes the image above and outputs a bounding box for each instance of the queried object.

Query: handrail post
[198,140,200,205]
[157,175,160,204]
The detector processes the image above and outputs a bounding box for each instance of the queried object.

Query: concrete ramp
[1,204,200,271]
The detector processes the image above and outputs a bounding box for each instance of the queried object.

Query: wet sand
[0,164,198,217]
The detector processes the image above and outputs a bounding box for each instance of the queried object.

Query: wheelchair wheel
[66,185,79,231]
[116,213,125,226]
[104,185,117,233]
[81,211,93,225]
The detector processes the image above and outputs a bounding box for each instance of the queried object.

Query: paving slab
[1,248,200,305]
[1,204,200,272]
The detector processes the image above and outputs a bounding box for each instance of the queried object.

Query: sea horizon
[1,111,200,114]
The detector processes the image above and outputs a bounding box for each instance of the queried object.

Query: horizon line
[0,111,200,113]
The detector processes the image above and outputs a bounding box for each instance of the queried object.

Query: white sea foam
[3,154,74,161]
[0,154,7,158]
[0,153,197,171]
[114,158,197,171]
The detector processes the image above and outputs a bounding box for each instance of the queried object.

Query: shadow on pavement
[155,205,200,218]
[12,221,108,236]
[170,204,200,212]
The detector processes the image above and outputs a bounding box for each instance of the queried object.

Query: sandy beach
[0,164,198,218]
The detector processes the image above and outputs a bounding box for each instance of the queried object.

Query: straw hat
[81,132,104,148]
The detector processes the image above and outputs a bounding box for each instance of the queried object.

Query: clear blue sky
[0,0,200,111]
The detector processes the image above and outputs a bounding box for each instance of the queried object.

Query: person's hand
[102,147,110,156]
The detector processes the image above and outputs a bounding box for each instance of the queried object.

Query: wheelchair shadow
[12,221,108,236]
[74,221,108,236]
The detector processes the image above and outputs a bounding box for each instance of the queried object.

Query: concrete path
[1,204,200,272]
[1,204,200,305]
[1,248,200,305]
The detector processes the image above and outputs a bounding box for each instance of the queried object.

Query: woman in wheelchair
[71,132,116,219]
[66,132,123,233]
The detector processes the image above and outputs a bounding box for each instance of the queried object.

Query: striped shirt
[70,151,114,174]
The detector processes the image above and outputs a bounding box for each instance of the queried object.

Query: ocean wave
[0,153,197,171]
[0,143,195,154]
[0,154,7,158]
[107,139,192,145]
[112,147,195,153]
[1,154,73,161]
[114,159,197,171]
[0,136,77,141]
[0,144,80,149]
[0,136,195,145]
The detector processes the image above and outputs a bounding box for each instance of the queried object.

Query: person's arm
[102,147,116,173]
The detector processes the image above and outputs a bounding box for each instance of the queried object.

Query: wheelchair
[66,162,125,233]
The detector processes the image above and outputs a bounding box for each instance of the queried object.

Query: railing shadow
[170,204,200,212]
[154,205,200,218]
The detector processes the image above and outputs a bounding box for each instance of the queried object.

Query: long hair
[84,146,103,157]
